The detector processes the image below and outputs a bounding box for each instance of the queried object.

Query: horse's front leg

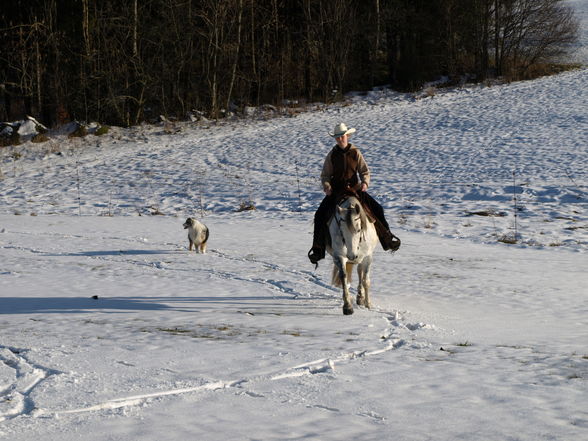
[357,257,372,309]
[356,262,365,306]
[336,258,353,315]
[361,272,372,309]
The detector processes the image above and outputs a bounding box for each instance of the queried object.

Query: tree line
[0,0,579,127]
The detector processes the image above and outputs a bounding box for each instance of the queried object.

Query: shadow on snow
[41,249,182,257]
[0,296,295,315]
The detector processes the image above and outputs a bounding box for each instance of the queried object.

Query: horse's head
[337,201,364,233]
[335,197,368,261]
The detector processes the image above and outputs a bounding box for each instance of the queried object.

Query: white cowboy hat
[329,122,356,137]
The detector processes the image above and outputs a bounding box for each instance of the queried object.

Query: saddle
[337,189,401,252]
[336,189,376,223]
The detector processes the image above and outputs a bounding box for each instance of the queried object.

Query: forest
[0,0,579,127]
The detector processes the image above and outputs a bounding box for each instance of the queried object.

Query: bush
[31,133,49,143]
[94,125,110,136]
[68,123,88,138]
[521,63,583,80]
[237,201,256,212]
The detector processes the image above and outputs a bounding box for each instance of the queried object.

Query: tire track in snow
[207,249,340,301]
[32,327,409,419]
[0,346,61,422]
[29,309,432,419]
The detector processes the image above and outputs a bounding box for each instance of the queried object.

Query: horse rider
[308,122,400,265]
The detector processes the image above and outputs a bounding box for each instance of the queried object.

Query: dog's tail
[203,226,210,244]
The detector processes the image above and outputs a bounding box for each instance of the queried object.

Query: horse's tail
[331,262,354,287]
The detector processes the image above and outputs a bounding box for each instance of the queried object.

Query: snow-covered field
[1,4,587,441]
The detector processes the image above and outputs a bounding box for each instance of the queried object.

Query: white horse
[327,195,379,315]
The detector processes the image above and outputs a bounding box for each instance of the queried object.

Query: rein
[334,211,347,245]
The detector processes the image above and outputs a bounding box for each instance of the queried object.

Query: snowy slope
[1,68,587,250]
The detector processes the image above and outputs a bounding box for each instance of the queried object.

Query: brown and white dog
[183,218,209,253]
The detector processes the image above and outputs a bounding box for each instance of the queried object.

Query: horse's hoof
[343,305,354,315]
[356,295,364,306]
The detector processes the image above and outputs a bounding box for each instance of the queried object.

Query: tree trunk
[226,0,244,112]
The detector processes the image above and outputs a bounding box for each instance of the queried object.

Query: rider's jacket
[321,143,370,196]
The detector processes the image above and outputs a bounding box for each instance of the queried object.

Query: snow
[1,4,588,440]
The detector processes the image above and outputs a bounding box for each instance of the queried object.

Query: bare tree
[494,0,578,78]
[0,0,580,127]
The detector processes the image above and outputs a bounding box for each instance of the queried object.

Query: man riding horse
[308,122,400,265]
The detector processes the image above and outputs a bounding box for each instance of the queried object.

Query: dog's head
[183,218,195,229]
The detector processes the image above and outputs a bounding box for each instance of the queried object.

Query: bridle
[334,202,366,250]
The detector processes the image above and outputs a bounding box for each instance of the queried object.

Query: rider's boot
[308,224,326,265]
[374,219,401,252]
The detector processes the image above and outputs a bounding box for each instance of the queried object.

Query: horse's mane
[340,195,368,231]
